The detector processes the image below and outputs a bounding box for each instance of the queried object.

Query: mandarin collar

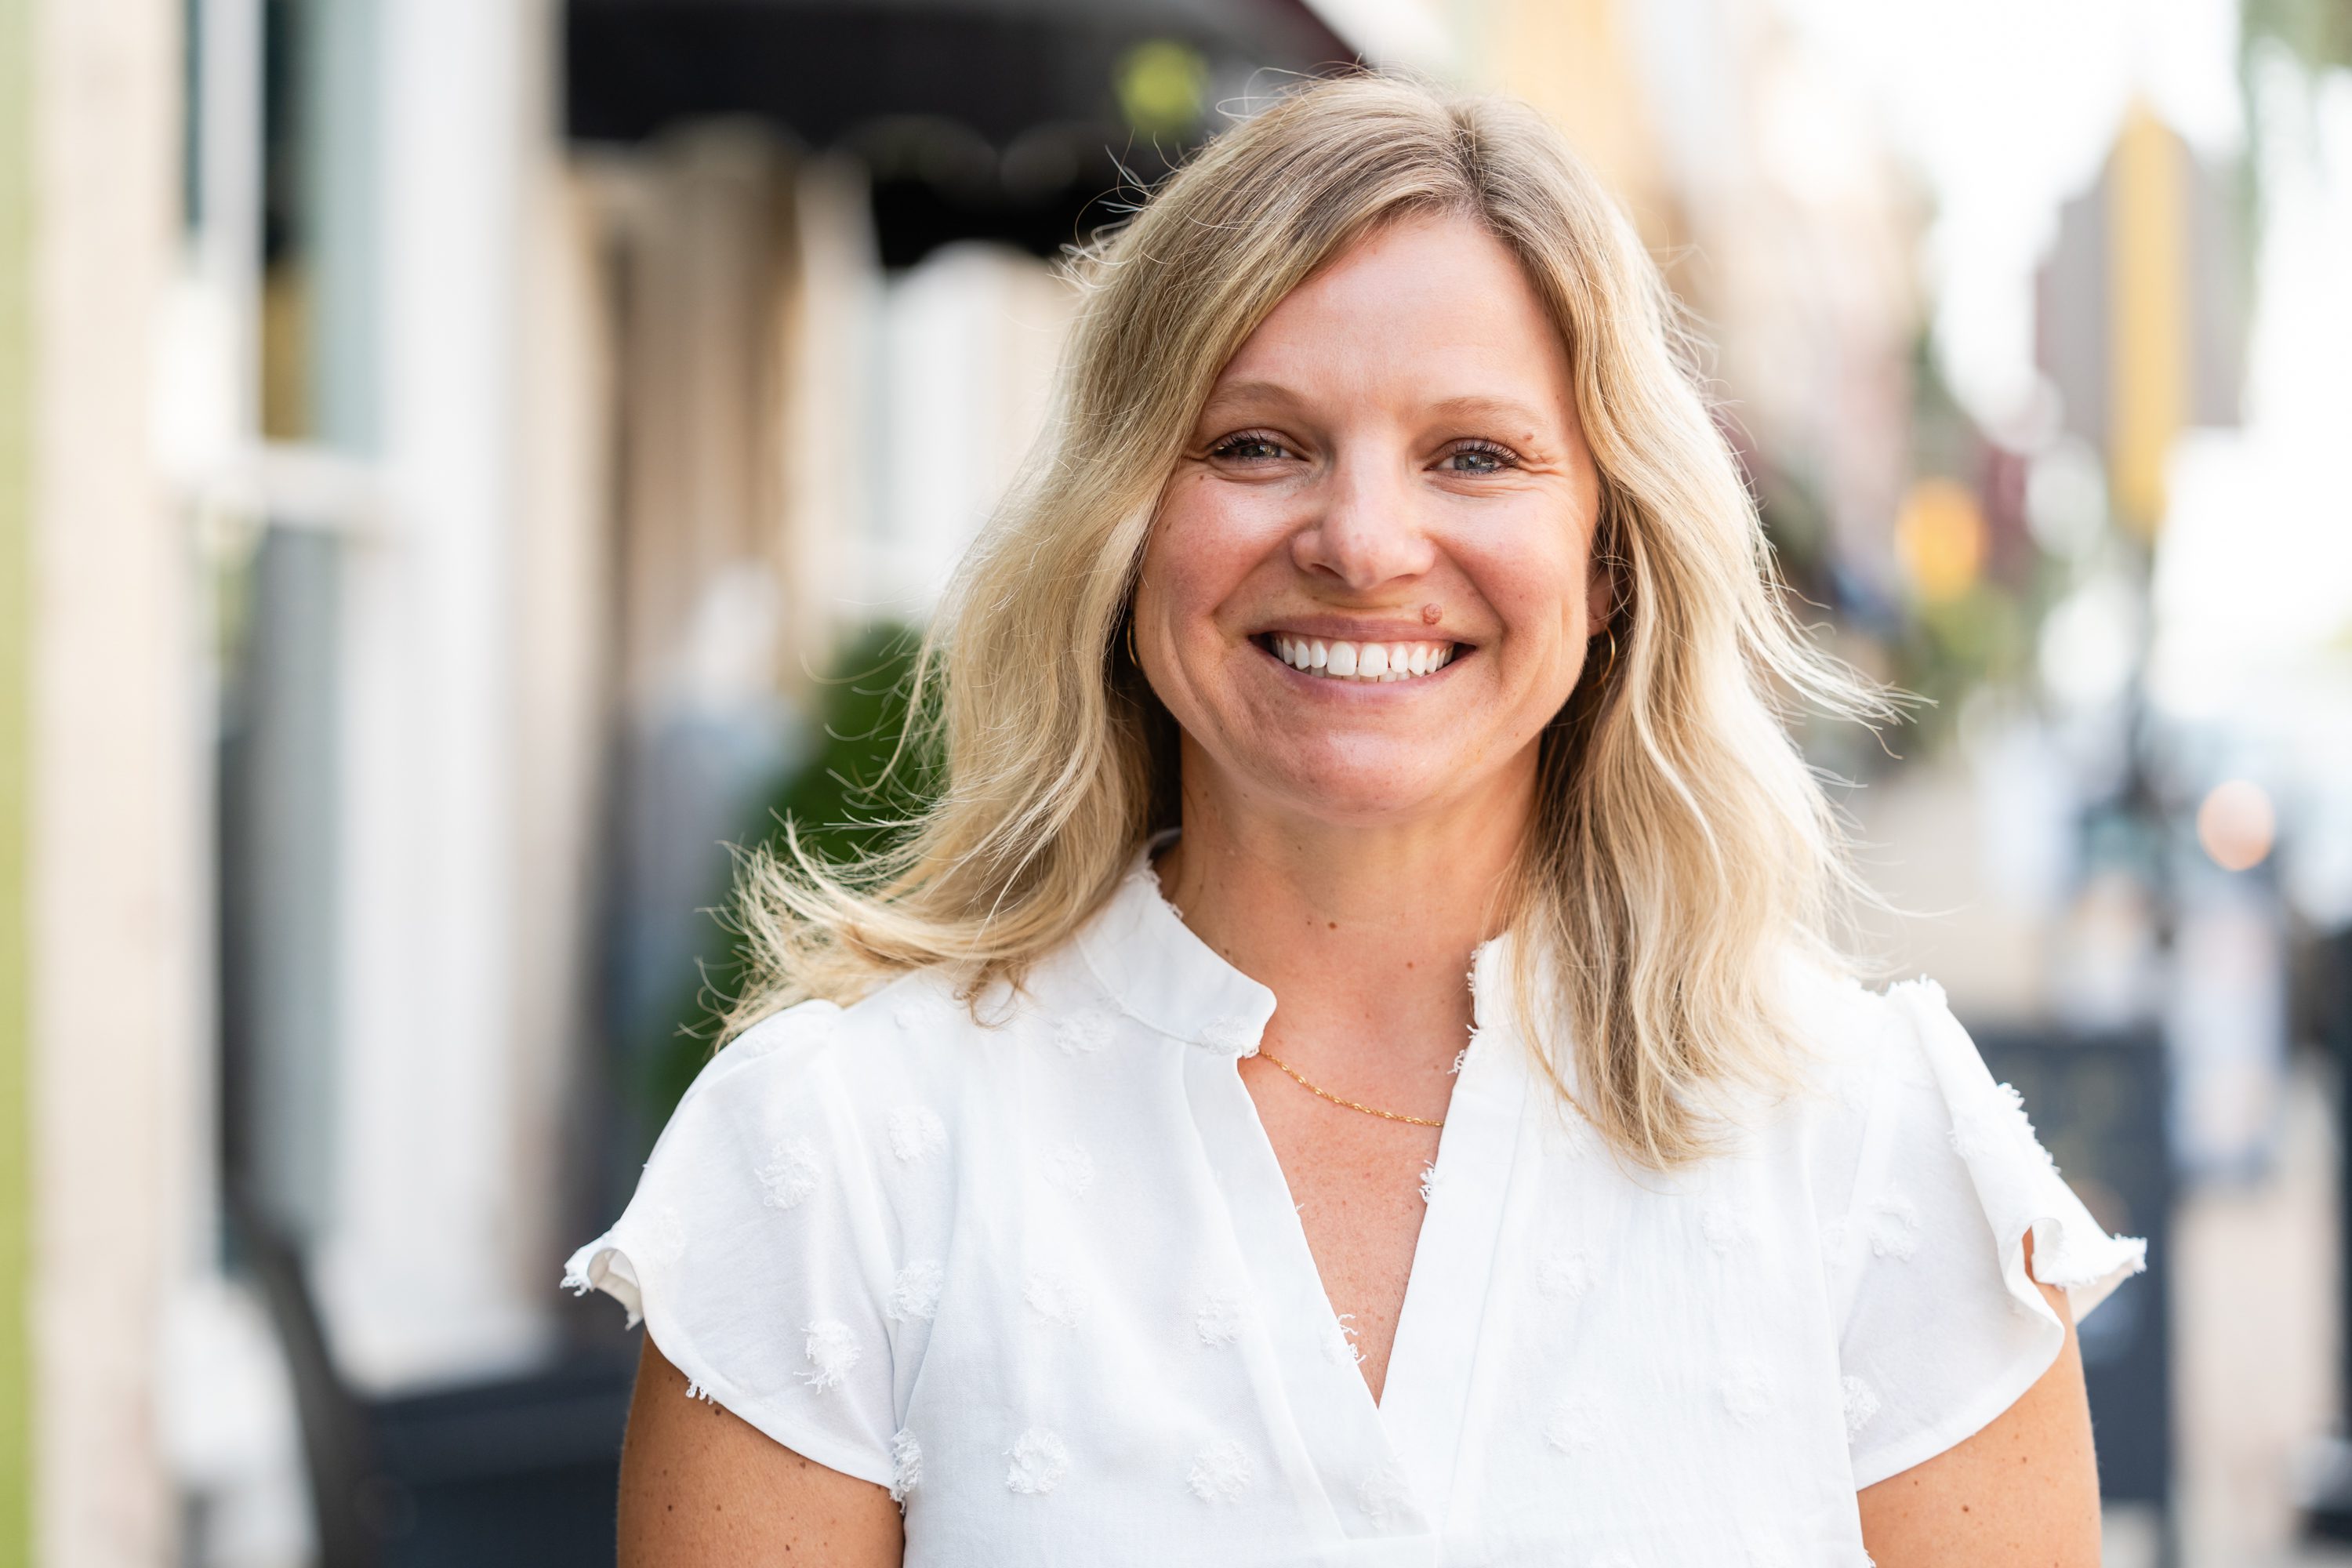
[1076,837,1529,1071]
[1076,842,1277,1055]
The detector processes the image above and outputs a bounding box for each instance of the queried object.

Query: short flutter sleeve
[1832,978,2147,1490]
[562,1000,900,1490]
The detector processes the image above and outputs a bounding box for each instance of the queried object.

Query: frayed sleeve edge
[559,1235,898,1494]
[1882,977,2149,1330]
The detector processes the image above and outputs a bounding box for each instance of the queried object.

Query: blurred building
[9,2,1370,1563]
[0,2,1978,1566]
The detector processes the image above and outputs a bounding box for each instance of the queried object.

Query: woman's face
[1134,212,1611,832]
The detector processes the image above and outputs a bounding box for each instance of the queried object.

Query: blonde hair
[728,73,1896,1167]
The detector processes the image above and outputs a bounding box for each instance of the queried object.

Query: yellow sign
[2108,100,2187,539]
[1893,477,1987,603]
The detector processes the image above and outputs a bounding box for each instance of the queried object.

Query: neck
[1156,744,1534,1074]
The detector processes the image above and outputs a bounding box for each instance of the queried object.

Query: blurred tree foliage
[1882,331,2049,750]
[2243,0,2352,71]
[644,622,931,1127]
[2238,0,2349,286]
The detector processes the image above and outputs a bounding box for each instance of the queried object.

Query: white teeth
[1267,637,1457,684]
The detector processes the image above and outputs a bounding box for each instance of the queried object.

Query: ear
[1583,533,1617,637]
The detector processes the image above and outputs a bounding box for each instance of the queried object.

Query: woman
[566,74,2143,1566]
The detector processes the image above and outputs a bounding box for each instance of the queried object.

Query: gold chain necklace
[1254,1049,1446,1128]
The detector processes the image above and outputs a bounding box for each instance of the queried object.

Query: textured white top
[564,851,2146,1566]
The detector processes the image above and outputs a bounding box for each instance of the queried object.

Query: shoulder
[709,966,996,1091]
[1766,949,1940,1116]
[681,975,975,1145]
[1722,956,1986,1240]
[1766,954,2050,1178]
[686,945,1134,1147]
[1772,958,2045,1165]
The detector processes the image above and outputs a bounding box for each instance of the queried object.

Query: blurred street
[2169,1065,2341,1567]
[5,1,2350,1566]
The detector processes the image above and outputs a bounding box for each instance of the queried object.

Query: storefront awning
[565,0,1359,264]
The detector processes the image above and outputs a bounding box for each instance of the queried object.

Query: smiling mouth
[1257,633,1462,683]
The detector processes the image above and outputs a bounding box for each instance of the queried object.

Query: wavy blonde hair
[728,73,1896,1167]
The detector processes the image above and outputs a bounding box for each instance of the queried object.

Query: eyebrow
[1421,394,1557,434]
[1198,381,1559,437]
[1197,379,1308,415]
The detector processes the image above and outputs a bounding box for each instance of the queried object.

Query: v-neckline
[1233,971,1515,1410]
[1242,1063,1444,1415]
[1078,847,1534,1543]
[1223,939,1530,1525]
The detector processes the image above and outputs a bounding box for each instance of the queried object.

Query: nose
[1290,452,1437,592]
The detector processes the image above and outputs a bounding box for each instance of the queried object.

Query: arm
[1857,1234,2102,1566]
[617,1334,905,1568]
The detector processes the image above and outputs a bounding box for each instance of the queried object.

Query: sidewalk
[2132,1060,2344,1567]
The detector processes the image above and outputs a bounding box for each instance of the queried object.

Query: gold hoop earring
[1599,626,1617,681]
[1125,616,1139,666]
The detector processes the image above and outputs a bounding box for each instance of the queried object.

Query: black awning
[565,0,1359,265]
[565,0,1356,147]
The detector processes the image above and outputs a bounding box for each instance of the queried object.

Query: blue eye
[1440,442,1515,474]
[1209,433,1290,463]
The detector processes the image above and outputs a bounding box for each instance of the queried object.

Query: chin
[1247,746,1483,828]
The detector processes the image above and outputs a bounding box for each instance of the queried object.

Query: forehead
[1206,211,1573,424]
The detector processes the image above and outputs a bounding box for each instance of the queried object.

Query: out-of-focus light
[2197,779,2276,872]
[1893,477,1987,602]
[2038,575,2140,710]
[1116,40,1208,140]
[2024,438,2107,561]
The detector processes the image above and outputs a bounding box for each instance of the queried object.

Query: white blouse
[565,851,2145,1566]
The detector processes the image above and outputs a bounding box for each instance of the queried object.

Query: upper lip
[1248,617,1473,645]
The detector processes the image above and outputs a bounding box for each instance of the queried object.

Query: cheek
[1459,526,1592,655]
[1138,477,1281,633]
